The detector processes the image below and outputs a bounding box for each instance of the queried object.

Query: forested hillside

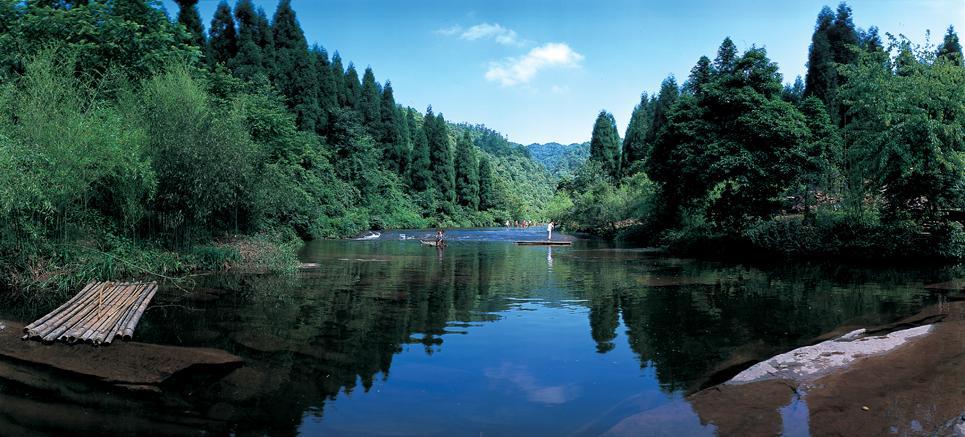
[554,3,964,259]
[0,0,551,297]
[527,142,590,178]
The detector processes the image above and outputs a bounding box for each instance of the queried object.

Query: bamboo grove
[0,0,554,295]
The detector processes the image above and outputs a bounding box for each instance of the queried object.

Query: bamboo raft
[21,281,159,345]
[514,240,572,246]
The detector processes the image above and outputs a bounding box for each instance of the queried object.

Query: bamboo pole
[37,282,114,342]
[23,281,98,334]
[64,282,129,343]
[84,284,141,344]
[111,283,154,342]
[28,281,104,338]
[55,282,126,343]
[122,282,158,340]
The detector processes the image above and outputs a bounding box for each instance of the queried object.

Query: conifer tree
[331,52,349,107]
[861,26,884,54]
[407,113,432,191]
[426,110,456,205]
[271,0,320,132]
[344,63,361,109]
[254,7,275,74]
[208,1,237,66]
[714,37,738,74]
[804,6,835,110]
[589,110,621,178]
[937,25,963,65]
[782,76,805,105]
[359,67,382,135]
[233,0,268,80]
[478,156,496,210]
[828,3,859,66]
[454,132,480,209]
[311,46,338,127]
[378,82,405,173]
[645,76,679,148]
[684,56,713,96]
[621,93,652,175]
[174,0,205,49]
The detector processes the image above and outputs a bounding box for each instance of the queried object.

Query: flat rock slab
[729,324,932,384]
[0,320,242,388]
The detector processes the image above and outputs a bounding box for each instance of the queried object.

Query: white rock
[729,325,932,384]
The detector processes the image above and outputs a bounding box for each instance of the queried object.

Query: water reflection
[0,229,956,435]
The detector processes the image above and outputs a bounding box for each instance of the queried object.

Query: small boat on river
[420,240,445,247]
[515,240,572,246]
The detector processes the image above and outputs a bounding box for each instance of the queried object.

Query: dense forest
[553,2,964,260]
[0,0,554,297]
[527,142,590,178]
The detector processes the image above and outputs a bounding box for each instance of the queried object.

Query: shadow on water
[0,228,959,435]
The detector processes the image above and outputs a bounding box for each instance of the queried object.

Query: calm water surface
[1,228,957,435]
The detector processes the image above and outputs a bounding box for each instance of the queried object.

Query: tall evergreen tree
[311,46,337,129]
[331,52,349,107]
[782,75,805,105]
[407,113,432,191]
[378,82,405,173]
[174,0,205,49]
[714,37,738,74]
[207,1,237,66]
[804,6,835,110]
[621,93,652,175]
[454,132,480,209]
[254,7,275,74]
[589,110,621,178]
[359,67,382,135]
[860,26,884,54]
[233,0,269,80]
[937,25,963,66]
[478,155,496,210]
[426,109,456,205]
[271,0,320,132]
[684,56,713,96]
[645,76,679,148]
[828,2,859,66]
[343,63,362,109]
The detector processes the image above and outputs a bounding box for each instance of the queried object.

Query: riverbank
[605,298,965,436]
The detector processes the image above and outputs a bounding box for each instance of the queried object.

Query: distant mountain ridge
[527,142,590,178]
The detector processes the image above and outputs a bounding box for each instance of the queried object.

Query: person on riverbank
[547,221,554,240]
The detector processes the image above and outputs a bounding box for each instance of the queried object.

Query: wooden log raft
[22,281,159,346]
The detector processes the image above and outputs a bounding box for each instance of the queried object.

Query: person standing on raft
[546,221,554,240]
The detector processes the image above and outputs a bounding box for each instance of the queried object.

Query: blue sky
[162,0,964,144]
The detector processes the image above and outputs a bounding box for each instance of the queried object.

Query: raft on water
[515,240,572,246]
[22,281,159,345]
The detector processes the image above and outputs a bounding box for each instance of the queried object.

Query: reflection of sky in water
[301,302,669,436]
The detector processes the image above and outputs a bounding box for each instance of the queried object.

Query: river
[0,228,958,435]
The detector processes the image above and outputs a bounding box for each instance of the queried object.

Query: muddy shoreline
[606,299,965,436]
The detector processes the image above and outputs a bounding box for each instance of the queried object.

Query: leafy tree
[174,0,205,49]
[937,25,963,66]
[621,93,652,176]
[407,112,432,191]
[478,155,496,210]
[454,132,480,209]
[208,1,237,67]
[359,67,381,136]
[589,110,621,178]
[839,42,965,220]
[271,0,320,132]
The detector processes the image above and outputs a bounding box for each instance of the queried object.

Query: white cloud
[460,23,521,46]
[435,25,462,36]
[485,43,584,87]
[435,22,522,46]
